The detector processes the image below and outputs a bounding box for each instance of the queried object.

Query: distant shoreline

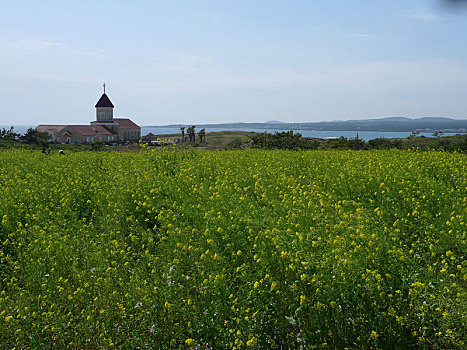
[143,126,465,134]
[142,116,467,133]
[3,116,466,141]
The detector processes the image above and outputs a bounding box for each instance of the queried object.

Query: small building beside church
[36,87,141,144]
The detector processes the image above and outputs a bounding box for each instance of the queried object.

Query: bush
[225,137,246,150]
[368,137,401,150]
[90,141,105,151]
[250,131,318,150]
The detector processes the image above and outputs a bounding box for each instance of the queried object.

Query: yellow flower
[246,338,256,346]
[300,295,306,305]
[185,338,194,346]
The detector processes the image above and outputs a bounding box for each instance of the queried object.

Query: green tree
[0,126,19,141]
[250,131,318,150]
[21,128,49,146]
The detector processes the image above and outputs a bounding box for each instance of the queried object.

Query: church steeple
[95,83,114,122]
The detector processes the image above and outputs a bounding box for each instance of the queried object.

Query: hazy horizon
[3,115,467,129]
[2,0,467,126]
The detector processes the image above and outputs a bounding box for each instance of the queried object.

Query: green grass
[144,131,255,150]
[0,148,466,349]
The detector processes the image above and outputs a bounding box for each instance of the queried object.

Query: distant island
[145,117,467,133]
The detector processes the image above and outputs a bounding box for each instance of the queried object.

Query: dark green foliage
[0,126,19,141]
[0,127,20,148]
[460,135,467,151]
[327,136,367,150]
[90,141,105,151]
[20,128,49,146]
[250,131,319,150]
[368,138,402,150]
[225,137,246,150]
[346,136,367,150]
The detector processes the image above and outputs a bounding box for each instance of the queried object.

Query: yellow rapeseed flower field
[0,148,465,349]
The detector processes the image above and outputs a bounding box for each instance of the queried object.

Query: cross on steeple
[103,83,106,94]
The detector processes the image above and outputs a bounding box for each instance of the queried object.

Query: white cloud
[0,35,109,59]
[350,33,374,38]
[177,54,213,63]
[114,59,467,96]
[0,35,62,51]
[67,47,109,59]
[0,70,96,83]
[19,39,61,51]
[406,8,452,21]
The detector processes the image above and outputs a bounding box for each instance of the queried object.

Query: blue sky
[1,0,467,125]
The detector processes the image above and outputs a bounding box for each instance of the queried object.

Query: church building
[36,86,141,144]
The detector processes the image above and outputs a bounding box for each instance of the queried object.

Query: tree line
[248,131,467,152]
[0,127,49,146]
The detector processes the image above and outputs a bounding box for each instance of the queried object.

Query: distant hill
[265,120,286,124]
[146,117,467,133]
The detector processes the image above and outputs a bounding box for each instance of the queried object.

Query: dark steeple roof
[95,93,114,108]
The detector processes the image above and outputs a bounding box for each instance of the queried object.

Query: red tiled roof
[142,133,158,140]
[95,93,114,108]
[90,121,117,125]
[114,118,140,129]
[36,125,67,133]
[68,125,115,136]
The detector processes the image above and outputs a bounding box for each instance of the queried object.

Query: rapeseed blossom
[0,149,465,348]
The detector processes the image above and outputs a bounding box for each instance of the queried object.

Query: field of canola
[0,148,466,349]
